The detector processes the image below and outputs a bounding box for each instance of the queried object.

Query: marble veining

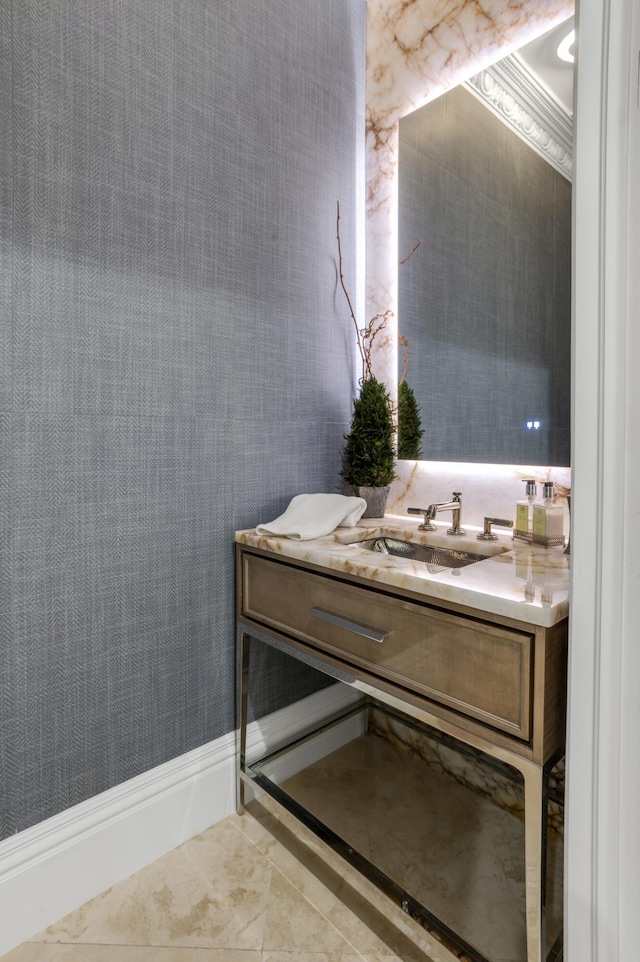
[365,0,575,393]
[236,511,569,628]
[370,708,565,840]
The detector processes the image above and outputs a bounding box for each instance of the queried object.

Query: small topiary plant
[397,380,424,460]
[341,375,396,488]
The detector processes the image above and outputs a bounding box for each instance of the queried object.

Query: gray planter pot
[353,485,390,519]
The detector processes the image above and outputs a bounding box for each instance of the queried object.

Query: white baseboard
[0,683,363,957]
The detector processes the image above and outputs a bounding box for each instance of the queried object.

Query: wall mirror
[396,21,574,466]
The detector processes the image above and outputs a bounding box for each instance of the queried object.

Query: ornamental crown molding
[464,52,573,181]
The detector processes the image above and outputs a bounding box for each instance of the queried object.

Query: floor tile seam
[230,808,379,961]
[230,807,425,961]
[260,949,368,962]
[261,852,369,961]
[232,802,337,870]
[226,810,359,956]
[225,809,301,874]
[211,814,281,947]
[219,810,486,962]
[225,809,251,837]
[226,811,256,842]
[131,819,274,955]
[178,814,276,886]
[257,954,366,961]
[25,936,265,953]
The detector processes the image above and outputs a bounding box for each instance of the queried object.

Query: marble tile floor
[2,792,461,962]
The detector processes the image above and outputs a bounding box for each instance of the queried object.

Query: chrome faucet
[407,506,436,530]
[425,491,466,536]
[477,516,513,541]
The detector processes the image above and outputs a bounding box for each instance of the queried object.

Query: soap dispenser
[515,479,537,534]
[532,482,564,540]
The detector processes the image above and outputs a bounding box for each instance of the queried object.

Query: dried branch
[398,333,409,387]
[399,239,423,266]
[336,201,366,378]
[362,310,392,380]
[337,201,394,382]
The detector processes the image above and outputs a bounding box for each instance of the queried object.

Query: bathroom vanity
[235,517,569,962]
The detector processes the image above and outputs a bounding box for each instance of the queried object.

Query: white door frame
[567,0,640,957]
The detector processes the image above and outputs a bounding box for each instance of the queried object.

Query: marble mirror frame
[365,0,575,433]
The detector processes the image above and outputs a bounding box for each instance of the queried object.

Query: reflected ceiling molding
[464,54,573,181]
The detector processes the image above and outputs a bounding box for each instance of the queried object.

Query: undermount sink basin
[351,536,498,570]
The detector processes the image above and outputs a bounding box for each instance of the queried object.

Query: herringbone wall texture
[0,0,365,839]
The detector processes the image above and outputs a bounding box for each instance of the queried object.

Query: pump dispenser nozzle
[516,479,537,534]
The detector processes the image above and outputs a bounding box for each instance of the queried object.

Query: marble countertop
[235,514,570,628]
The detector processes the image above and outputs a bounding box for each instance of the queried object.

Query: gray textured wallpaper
[399,86,571,466]
[0,0,365,839]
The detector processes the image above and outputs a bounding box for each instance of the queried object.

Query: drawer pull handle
[311,607,388,643]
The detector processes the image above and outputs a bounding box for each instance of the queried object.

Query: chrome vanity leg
[522,761,546,962]
[236,628,250,814]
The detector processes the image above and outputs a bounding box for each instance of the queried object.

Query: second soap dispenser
[532,481,565,544]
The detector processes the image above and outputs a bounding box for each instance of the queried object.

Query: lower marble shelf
[245,701,564,962]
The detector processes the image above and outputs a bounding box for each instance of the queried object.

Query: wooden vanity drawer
[240,552,533,741]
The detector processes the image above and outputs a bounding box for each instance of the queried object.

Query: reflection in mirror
[397,22,573,466]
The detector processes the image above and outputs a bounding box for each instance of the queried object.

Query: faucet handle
[477,517,514,541]
[407,507,437,531]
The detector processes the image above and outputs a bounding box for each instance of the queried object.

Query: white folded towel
[256,493,367,541]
